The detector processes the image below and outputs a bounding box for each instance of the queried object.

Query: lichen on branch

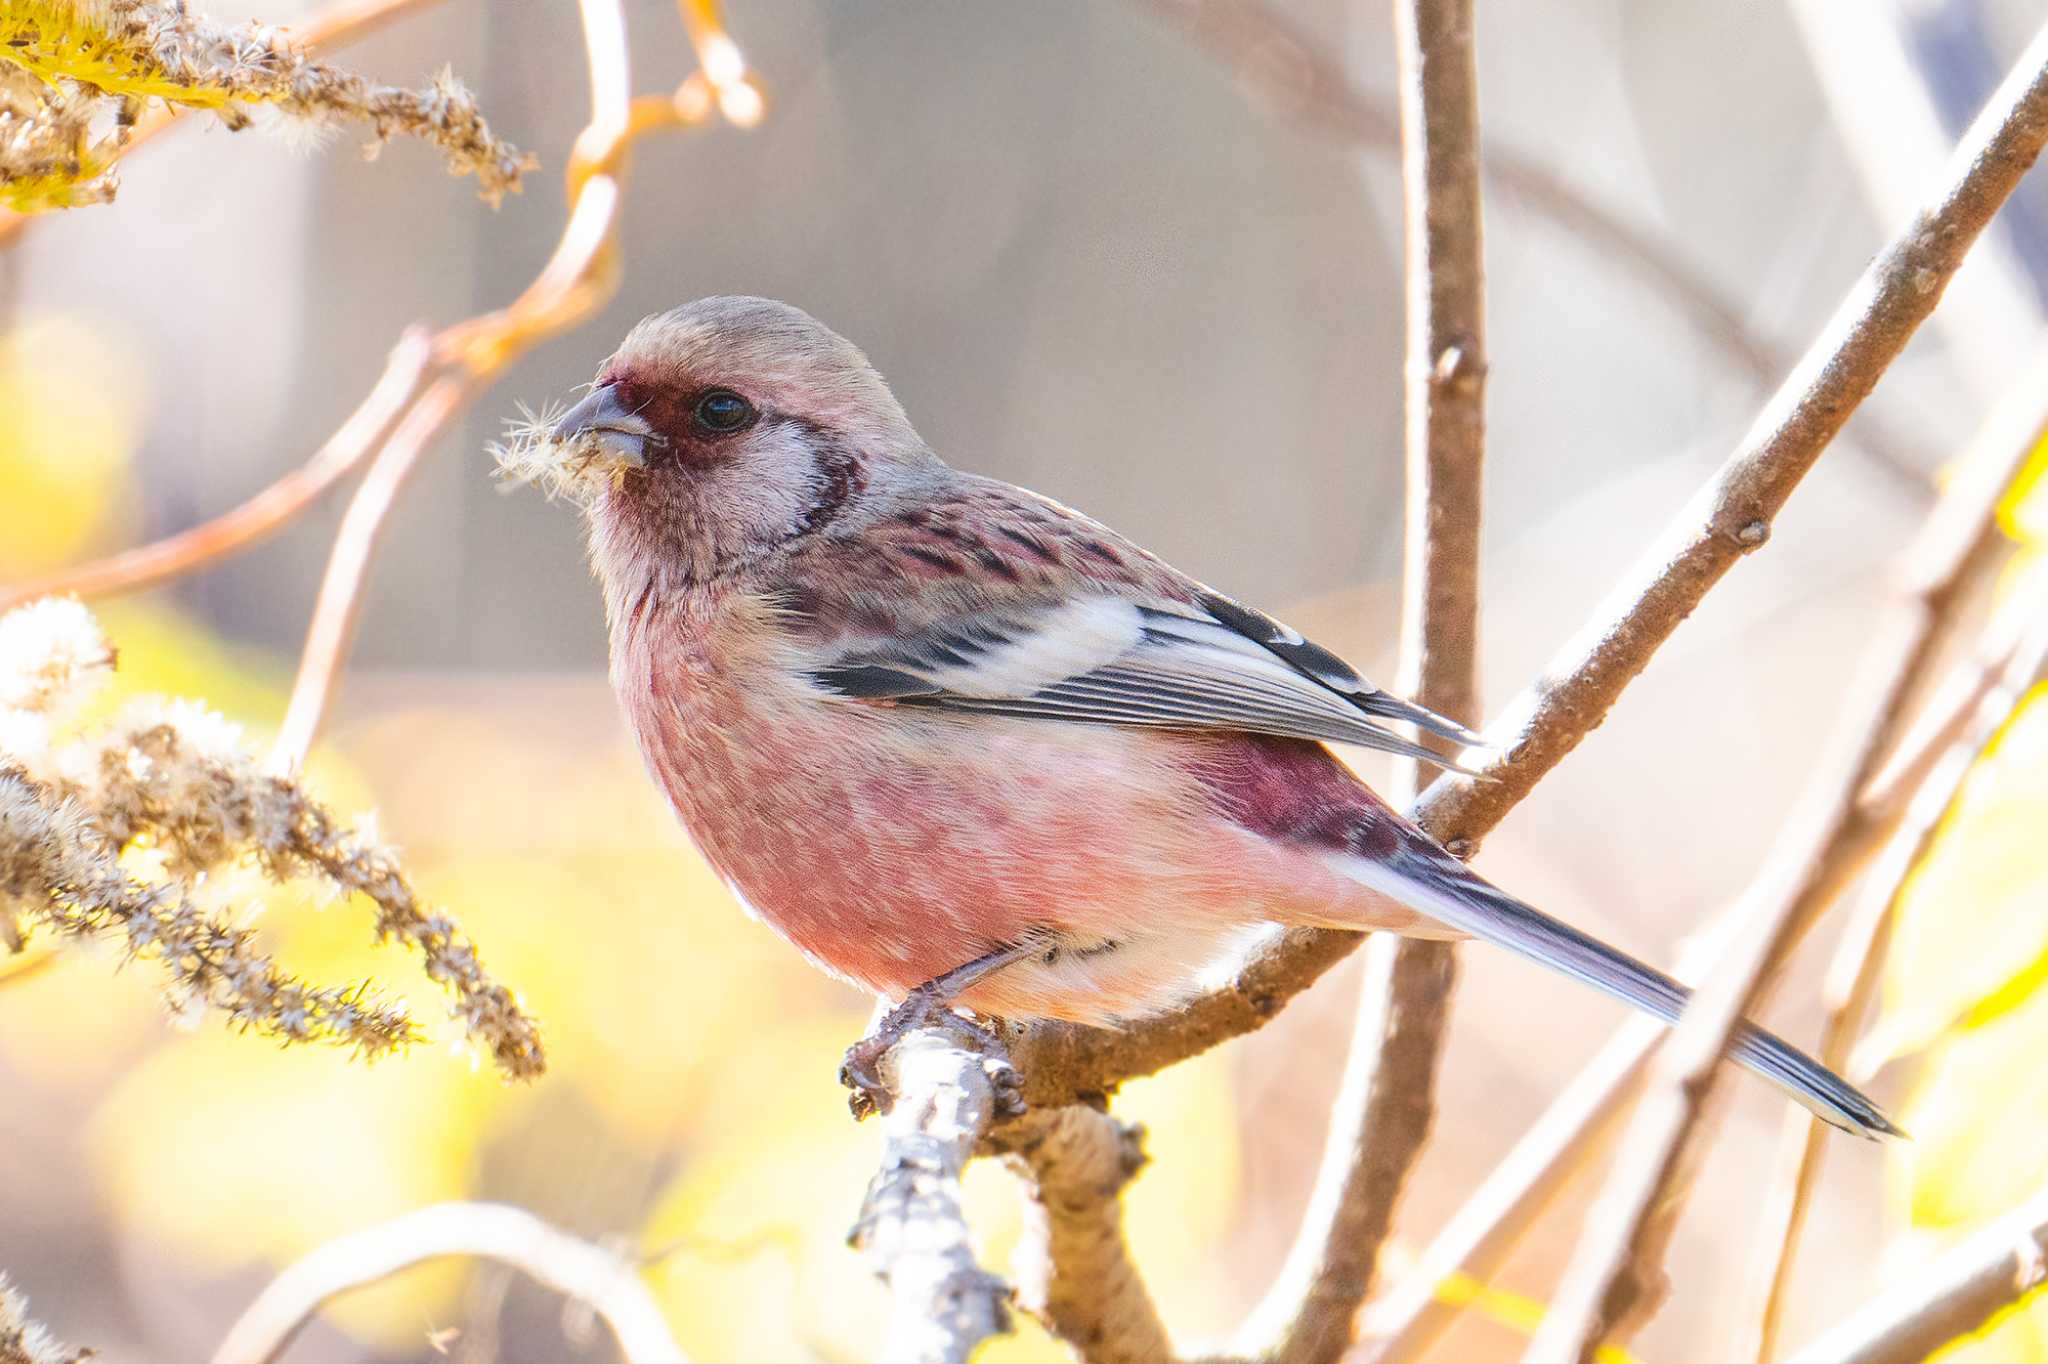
[0,0,534,212]
[0,598,544,1077]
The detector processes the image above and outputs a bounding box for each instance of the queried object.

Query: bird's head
[500,296,934,589]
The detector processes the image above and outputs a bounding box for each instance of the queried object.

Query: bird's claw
[840,990,1025,1121]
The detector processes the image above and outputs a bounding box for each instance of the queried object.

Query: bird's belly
[624,664,1345,1018]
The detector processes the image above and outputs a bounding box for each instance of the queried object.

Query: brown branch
[1230,4,1487,1361]
[988,1105,1174,1364]
[208,1201,687,1364]
[0,327,434,615]
[1783,1184,2048,1364]
[1358,335,2048,1362]
[1741,585,2048,1363]
[849,1028,1014,1364]
[1009,0,2048,1121]
[1520,609,1935,1362]
[1523,29,2048,1293]
[1518,42,2048,1348]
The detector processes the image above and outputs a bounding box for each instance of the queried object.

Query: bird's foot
[840,989,1023,1122]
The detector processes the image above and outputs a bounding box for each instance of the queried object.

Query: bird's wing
[802,583,1486,771]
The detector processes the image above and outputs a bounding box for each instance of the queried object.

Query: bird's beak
[551,383,656,469]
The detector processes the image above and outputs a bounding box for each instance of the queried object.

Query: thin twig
[269,373,479,770]
[1783,1183,2048,1364]
[209,1201,687,1364]
[265,3,753,768]
[1007,0,2048,1120]
[0,327,435,614]
[1231,3,1486,1360]
[1353,331,2048,1364]
[987,1105,1174,1364]
[1523,18,2048,1311]
[1520,614,1929,1364]
[850,1029,1014,1364]
[1741,584,2048,1363]
[5,0,752,764]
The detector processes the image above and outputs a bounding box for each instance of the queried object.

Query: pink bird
[522,295,1895,1138]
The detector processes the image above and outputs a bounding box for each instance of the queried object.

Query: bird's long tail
[1339,841,1902,1139]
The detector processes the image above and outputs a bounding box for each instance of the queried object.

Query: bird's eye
[693,389,756,434]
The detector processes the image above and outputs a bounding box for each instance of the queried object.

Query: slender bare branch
[269,373,479,770]
[1521,615,1926,1362]
[1230,5,1487,1359]
[1357,359,2048,1362]
[209,1201,687,1364]
[1519,22,2048,1303]
[1009,1,2048,1119]
[850,1029,1014,1364]
[264,1,757,766]
[0,328,434,614]
[1784,1184,2048,1364]
[1743,584,2048,1363]
[988,1105,1174,1364]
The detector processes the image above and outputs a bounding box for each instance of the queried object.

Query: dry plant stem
[1520,615,1930,1364]
[1743,589,2048,1363]
[1010,0,2048,1120]
[1354,359,2048,1362]
[1231,3,1487,1361]
[1357,520,2025,1362]
[269,0,745,764]
[0,0,451,249]
[0,328,434,613]
[850,1028,1013,1364]
[209,1201,686,1364]
[990,1105,1174,1364]
[1532,158,2048,1343]
[1783,1184,2048,1364]
[270,372,477,770]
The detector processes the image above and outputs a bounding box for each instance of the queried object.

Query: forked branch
[1359,342,2048,1363]
[1523,24,2048,1356]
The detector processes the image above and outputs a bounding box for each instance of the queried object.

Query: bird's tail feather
[1337,843,1903,1139]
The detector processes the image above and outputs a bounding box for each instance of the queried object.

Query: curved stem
[210,1202,687,1364]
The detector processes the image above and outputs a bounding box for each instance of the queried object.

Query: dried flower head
[0,596,112,718]
[0,63,124,213]
[490,398,625,505]
[0,601,545,1077]
[0,0,536,212]
[0,1272,91,1364]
